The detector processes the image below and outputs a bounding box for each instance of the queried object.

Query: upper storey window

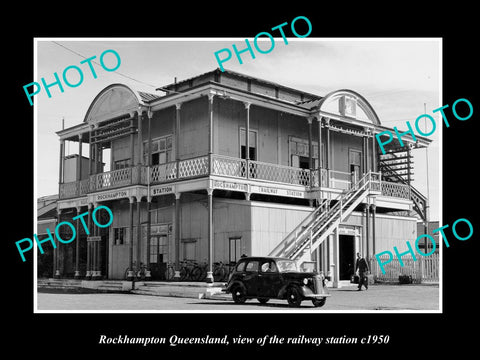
[144,135,173,165]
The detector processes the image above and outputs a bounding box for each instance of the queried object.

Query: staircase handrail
[288,171,376,259]
[269,171,377,258]
[268,198,329,257]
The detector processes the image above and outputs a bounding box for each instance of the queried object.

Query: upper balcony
[59,153,412,204]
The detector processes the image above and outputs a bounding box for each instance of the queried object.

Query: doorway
[149,234,169,280]
[349,149,362,185]
[339,235,355,280]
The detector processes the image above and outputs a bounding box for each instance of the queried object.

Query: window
[236,261,247,272]
[260,260,278,273]
[114,227,126,245]
[229,237,242,263]
[289,137,321,168]
[150,235,169,264]
[144,135,173,165]
[349,149,362,183]
[276,259,298,272]
[182,239,197,260]
[245,260,259,272]
[150,236,158,263]
[240,128,257,161]
[158,235,168,263]
[114,159,130,170]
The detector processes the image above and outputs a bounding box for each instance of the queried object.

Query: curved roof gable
[83,84,159,125]
[310,89,381,126]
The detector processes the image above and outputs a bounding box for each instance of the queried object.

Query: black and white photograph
[7,7,479,356]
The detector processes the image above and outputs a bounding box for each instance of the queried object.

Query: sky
[35,38,441,220]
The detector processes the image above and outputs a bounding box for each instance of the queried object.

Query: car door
[242,260,260,296]
[257,259,283,298]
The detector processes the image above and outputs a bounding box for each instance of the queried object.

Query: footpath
[37,278,439,303]
[37,278,228,299]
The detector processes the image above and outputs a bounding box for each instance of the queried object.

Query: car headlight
[303,278,309,285]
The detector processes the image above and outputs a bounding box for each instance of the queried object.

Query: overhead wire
[51,41,160,90]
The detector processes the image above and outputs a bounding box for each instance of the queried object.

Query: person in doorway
[355,252,369,291]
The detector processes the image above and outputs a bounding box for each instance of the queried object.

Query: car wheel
[312,298,326,308]
[257,298,269,304]
[286,286,302,307]
[232,285,247,304]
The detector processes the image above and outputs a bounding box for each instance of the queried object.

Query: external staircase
[379,152,428,221]
[268,171,381,263]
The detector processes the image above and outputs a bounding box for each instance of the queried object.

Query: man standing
[355,252,369,291]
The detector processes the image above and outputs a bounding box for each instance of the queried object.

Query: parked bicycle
[191,261,208,281]
[213,261,236,282]
[179,259,200,281]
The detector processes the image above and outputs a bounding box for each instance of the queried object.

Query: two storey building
[51,68,431,287]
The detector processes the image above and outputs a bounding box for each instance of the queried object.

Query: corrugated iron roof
[138,91,162,103]
[158,68,322,103]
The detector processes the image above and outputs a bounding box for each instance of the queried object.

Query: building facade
[49,68,431,287]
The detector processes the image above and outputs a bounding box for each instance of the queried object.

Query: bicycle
[191,261,208,281]
[213,261,227,282]
[179,259,198,281]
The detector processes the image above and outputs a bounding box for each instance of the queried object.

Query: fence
[370,253,439,284]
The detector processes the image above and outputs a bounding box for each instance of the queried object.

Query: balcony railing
[381,181,411,199]
[150,161,177,184]
[58,154,414,202]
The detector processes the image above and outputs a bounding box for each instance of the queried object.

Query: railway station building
[48,68,432,287]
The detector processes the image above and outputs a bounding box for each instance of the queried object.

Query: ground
[36,284,439,311]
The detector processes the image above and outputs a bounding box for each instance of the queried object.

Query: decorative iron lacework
[178,156,209,178]
[248,160,310,185]
[211,155,246,178]
[95,168,132,189]
[150,162,177,184]
[381,181,410,199]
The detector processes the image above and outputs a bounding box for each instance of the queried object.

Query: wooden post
[244,102,250,179]
[146,109,153,279]
[208,94,215,174]
[371,203,376,256]
[317,116,322,188]
[85,204,92,279]
[174,192,181,280]
[130,117,135,184]
[74,206,81,278]
[53,209,60,278]
[137,197,142,275]
[206,188,214,284]
[138,110,143,166]
[325,118,330,170]
[365,204,370,257]
[128,196,135,281]
[58,140,64,195]
[176,103,182,179]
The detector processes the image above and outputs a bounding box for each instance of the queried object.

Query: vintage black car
[224,256,330,307]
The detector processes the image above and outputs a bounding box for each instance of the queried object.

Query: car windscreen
[276,260,298,272]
